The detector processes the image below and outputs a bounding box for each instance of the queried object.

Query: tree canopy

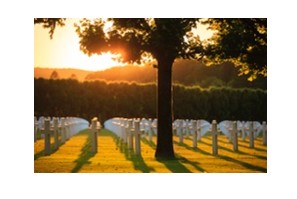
[75,18,204,64]
[202,18,267,80]
[35,18,267,80]
[34,18,66,39]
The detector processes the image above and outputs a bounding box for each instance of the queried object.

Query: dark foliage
[203,18,267,79]
[34,78,267,123]
[34,18,66,39]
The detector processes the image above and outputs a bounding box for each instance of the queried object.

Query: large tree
[74,18,204,159]
[35,18,267,159]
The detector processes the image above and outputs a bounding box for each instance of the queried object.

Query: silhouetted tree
[69,73,78,80]
[50,70,59,79]
[203,18,267,80]
[74,18,205,159]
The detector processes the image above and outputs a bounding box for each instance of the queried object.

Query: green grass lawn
[34,129,267,173]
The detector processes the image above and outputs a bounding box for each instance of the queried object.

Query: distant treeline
[85,60,267,89]
[34,78,267,123]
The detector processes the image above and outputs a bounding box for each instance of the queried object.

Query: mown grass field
[34,129,267,173]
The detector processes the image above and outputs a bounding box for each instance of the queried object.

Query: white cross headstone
[249,121,254,148]
[148,119,153,142]
[34,117,38,142]
[232,121,238,152]
[68,117,73,137]
[262,121,267,146]
[124,120,129,144]
[65,117,70,140]
[152,119,158,135]
[128,119,134,149]
[122,119,128,143]
[185,119,190,138]
[228,121,233,143]
[192,120,197,148]
[44,119,51,155]
[212,120,218,155]
[53,117,59,150]
[242,121,247,141]
[178,120,183,144]
[91,117,98,153]
[60,118,66,144]
[197,120,201,141]
[134,120,141,156]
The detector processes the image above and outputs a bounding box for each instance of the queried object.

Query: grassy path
[34,129,267,173]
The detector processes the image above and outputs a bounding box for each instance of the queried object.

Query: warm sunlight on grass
[34,129,267,173]
[34,130,89,172]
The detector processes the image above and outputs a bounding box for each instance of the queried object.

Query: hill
[34,67,91,82]
[34,60,267,89]
[85,60,267,89]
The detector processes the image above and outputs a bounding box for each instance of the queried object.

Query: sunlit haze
[34,18,213,71]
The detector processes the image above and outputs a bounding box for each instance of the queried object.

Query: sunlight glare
[34,18,122,71]
[34,18,212,71]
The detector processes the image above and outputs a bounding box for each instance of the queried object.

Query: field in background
[34,129,267,173]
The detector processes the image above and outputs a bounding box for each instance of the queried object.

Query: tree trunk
[155,58,175,159]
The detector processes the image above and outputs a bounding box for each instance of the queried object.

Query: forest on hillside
[34,68,91,82]
[34,78,267,123]
[85,60,267,89]
[35,60,267,90]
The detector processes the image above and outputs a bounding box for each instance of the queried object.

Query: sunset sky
[34,18,213,71]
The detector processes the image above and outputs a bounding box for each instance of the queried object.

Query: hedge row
[34,78,267,123]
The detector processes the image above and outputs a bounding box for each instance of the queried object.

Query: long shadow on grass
[203,137,267,159]
[237,143,267,152]
[202,137,267,172]
[141,137,156,149]
[173,140,212,156]
[140,138,191,172]
[200,138,266,159]
[218,145,267,160]
[205,136,267,153]
[176,155,206,173]
[34,141,60,160]
[71,130,96,173]
[156,157,192,173]
[173,140,266,172]
[217,154,267,173]
[197,140,213,147]
[109,131,155,173]
[34,150,45,160]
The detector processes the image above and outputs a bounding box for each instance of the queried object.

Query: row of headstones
[173,119,267,146]
[211,120,267,154]
[218,120,267,145]
[104,117,267,156]
[34,116,90,155]
[104,117,267,144]
[104,118,145,156]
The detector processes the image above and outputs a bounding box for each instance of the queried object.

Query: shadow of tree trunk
[109,130,155,173]
[71,131,96,173]
[156,157,192,173]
